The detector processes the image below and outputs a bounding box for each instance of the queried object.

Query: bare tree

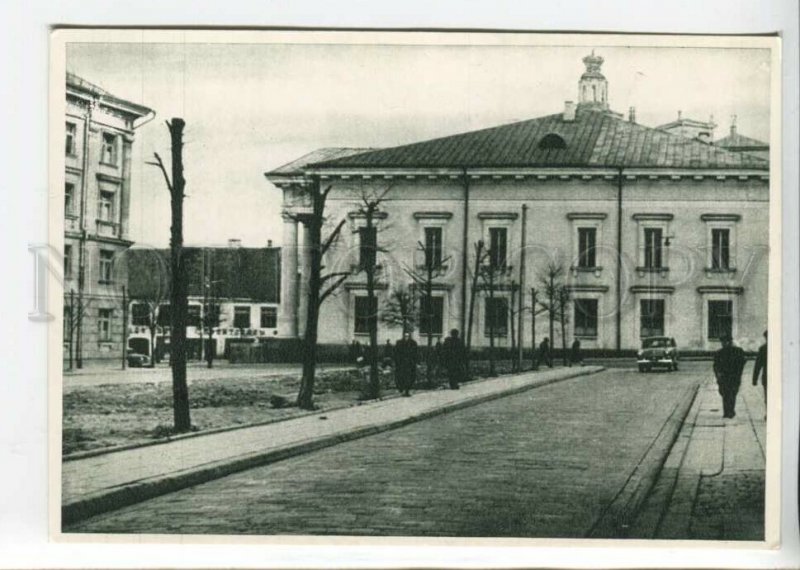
[350,186,392,399]
[478,252,512,377]
[285,176,349,410]
[557,285,572,366]
[64,291,92,371]
[381,285,418,333]
[464,240,487,373]
[404,241,451,384]
[148,118,191,432]
[537,261,568,367]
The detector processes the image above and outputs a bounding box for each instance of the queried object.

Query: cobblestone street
[68,365,708,537]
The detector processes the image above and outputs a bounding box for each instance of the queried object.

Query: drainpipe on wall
[518,203,527,367]
[76,101,93,368]
[460,168,470,336]
[616,166,624,352]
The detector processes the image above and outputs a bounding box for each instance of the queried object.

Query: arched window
[539,133,567,150]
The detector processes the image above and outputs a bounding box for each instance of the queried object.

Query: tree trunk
[560,296,568,366]
[530,288,537,371]
[509,282,517,373]
[149,325,157,368]
[167,118,191,432]
[465,241,483,373]
[488,270,496,377]
[365,214,380,400]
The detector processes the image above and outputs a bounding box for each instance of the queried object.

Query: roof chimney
[563,101,577,122]
[677,110,682,120]
[267,239,273,248]
[628,106,636,123]
[228,238,242,248]
[730,114,737,136]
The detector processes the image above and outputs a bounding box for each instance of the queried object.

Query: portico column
[297,223,311,338]
[279,215,299,337]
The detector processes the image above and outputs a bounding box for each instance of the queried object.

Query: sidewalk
[62,365,604,526]
[629,374,767,541]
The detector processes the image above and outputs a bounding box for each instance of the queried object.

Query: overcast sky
[66,41,772,248]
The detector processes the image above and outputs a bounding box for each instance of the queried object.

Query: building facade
[125,245,281,361]
[63,73,154,365]
[267,53,770,354]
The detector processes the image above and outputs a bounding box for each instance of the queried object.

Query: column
[296,223,311,338]
[279,215,299,337]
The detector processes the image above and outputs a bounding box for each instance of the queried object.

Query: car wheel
[638,365,645,373]
[673,361,679,372]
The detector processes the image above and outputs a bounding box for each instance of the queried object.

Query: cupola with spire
[578,50,609,110]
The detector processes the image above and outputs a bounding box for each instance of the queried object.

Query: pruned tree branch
[318,273,350,307]
[146,152,173,193]
[320,218,347,256]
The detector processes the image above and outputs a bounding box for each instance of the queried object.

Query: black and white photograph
[52,30,780,543]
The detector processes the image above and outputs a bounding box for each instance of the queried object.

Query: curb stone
[62,366,603,527]
[586,380,700,539]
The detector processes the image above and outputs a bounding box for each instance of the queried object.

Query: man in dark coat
[752,330,768,404]
[713,334,747,419]
[442,328,467,390]
[570,338,583,367]
[538,337,553,369]
[393,332,418,396]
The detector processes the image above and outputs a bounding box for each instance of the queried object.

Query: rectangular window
[98,308,112,341]
[358,226,377,270]
[187,305,202,328]
[98,190,115,222]
[131,302,151,326]
[101,132,118,165]
[577,227,597,268]
[65,183,75,216]
[484,297,508,337]
[233,306,251,329]
[708,300,733,340]
[640,299,665,338]
[488,227,507,269]
[64,244,73,279]
[419,296,444,335]
[157,304,171,326]
[260,306,277,328]
[66,122,76,155]
[574,299,599,338]
[644,228,663,269]
[711,228,731,269]
[424,227,443,269]
[99,250,114,283]
[354,296,377,334]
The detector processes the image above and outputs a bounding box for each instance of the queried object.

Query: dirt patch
[63,360,531,455]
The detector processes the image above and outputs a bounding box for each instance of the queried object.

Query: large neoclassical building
[266,52,770,353]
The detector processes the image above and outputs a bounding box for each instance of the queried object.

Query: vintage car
[637,336,679,372]
[127,352,151,368]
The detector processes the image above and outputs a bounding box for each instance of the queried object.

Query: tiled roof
[716,131,769,150]
[313,109,768,171]
[269,148,377,176]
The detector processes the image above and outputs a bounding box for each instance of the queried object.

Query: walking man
[752,330,768,405]
[393,332,418,397]
[538,337,553,369]
[442,328,467,390]
[570,338,583,367]
[713,334,747,419]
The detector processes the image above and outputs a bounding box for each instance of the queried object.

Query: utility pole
[121,285,128,370]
